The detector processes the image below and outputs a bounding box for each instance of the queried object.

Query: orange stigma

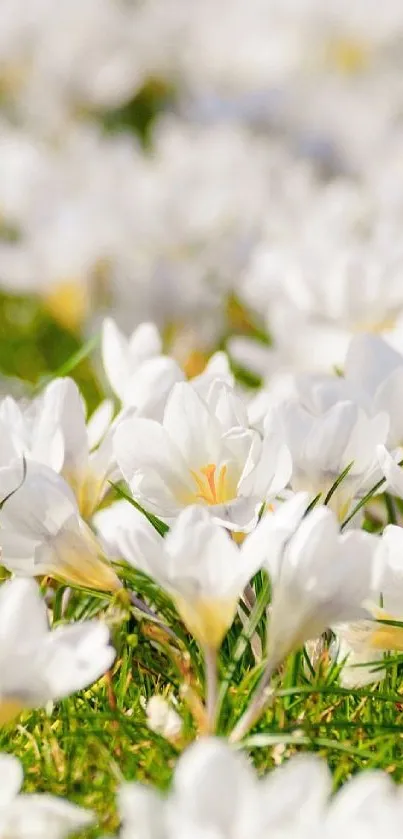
[191,464,230,505]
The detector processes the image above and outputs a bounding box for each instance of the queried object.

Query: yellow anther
[191,463,231,505]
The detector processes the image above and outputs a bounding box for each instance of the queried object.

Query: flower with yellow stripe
[114,380,291,534]
[107,503,276,651]
[0,460,121,593]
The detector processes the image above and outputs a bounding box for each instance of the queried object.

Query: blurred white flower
[235,174,403,377]
[102,317,184,416]
[145,696,183,743]
[334,523,403,687]
[295,334,403,450]
[118,735,403,839]
[0,460,121,592]
[119,738,329,839]
[273,396,389,519]
[344,335,403,449]
[0,0,146,128]
[0,753,93,839]
[0,577,115,724]
[332,625,386,689]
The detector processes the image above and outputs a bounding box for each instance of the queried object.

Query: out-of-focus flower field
[4,2,403,837]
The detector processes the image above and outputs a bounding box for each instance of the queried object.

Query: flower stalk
[229,663,275,743]
[203,644,219,734]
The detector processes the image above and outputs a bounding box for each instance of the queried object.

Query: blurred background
[1,0,403,406]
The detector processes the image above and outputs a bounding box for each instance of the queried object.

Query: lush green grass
[4,566,403,835]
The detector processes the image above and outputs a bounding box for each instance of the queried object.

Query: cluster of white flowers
[2,0,403,362]
[5,0,403,834]
[1,316,403,833]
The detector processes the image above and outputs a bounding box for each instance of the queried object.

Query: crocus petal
[102,317,135,399]
[163,383,223,470]
[40,622,115,701]
[87,399,114,449]
[346,333,403,395]
[0,755,23,806]
[114,417,192,516]
[377,444,403,498]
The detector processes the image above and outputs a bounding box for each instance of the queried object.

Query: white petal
[109,508,164,578]
[0,530,39,576]
[0,579,48,646]
[102,317,133,400]
[87,400,114,449]
[119,784,164,839]
[242,492,310,573]
[128,321,162,359]
[40,378,88,474]
[114,418,191,517]
[333,631,385,688]
[39,622,115,701]
[163,383,223,470]
[210,497,262,533]
[204,380,248,431]
[377,444,403,499]
[123,356,184,416]
[0,794,93,839]
[0,462,77,541]
[260,754,331,831]
[164,506,246,599]
[327,770,398,832]
[346,333,403,395]
[172,738,256,834]
[0,754,23,805]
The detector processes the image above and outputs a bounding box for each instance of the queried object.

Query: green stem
[204,645,218,734]
[229,662,275,743]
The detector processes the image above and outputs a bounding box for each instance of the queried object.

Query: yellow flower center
[65,469,105,520]
[370,607,403,652]
[326,38,370,75]
[353,314,397,335]
[0,698,25,726]
[175,594,237,648]
[190,464,233,506]
[43,280,89,332]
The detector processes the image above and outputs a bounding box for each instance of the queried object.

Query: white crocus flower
[108,503,276,650]
[296,333,403,450]
[0,753,93,839]
[332,626,386,689]
[145,696,183,743]
[102,317,184,415]
[0,377,117,519]
[264,505,377,674]
[275,397,389,520]
[344,334,403,449]
[324,765,403,839]
[0,578,115,725]
[37,377,117,519]
[231,507,378,741]
[114,380,291,533]
[0,460,121,592]
[335,524,403,687]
